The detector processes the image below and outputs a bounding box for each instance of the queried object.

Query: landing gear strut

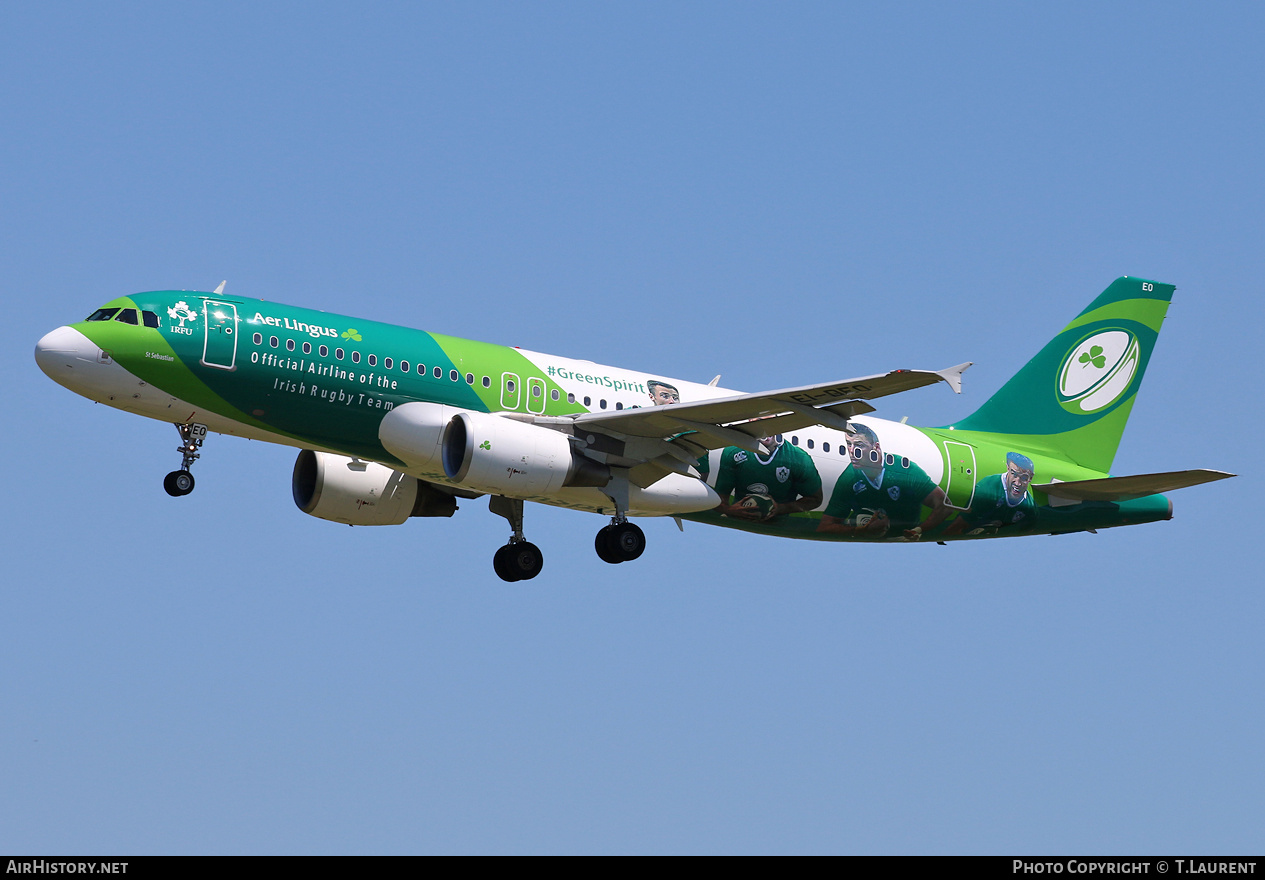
[164,422,207,497]
[489,496,543,582]
[595,468,646,564]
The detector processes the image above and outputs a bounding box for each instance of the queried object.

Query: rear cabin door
[941,440,978,510]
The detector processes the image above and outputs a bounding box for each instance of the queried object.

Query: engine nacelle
[378,401,463,474]
[441,411,608,496]
[292,450,457,525]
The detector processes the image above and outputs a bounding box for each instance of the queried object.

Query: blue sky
[2,3,1262,854]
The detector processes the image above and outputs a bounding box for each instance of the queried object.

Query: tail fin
[952,276,1174,473]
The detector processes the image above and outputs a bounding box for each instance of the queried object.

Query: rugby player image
[647,380,681,406]
[943,452,1037,536]
[816,423,951,540]
[713,433,823,523]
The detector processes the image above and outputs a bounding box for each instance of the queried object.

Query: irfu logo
[479,440,491,450]
[167,301,198,327]
[341,328,362,342]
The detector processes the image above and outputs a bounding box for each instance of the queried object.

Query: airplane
[34,276,1232,581]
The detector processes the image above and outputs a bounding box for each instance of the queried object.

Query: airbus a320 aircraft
[34,277,1232,581]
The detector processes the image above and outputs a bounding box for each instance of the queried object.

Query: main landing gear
[489,496,544,582]
[164,422,207,497]
[595,521,645,564]
[486,476,649,580]
[595,470,645,564]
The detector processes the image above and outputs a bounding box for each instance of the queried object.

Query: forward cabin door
[201,300,239,370]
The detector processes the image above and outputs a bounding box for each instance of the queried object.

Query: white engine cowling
[378,401,463,474]
[441,410,607,496]
[292,450,455,525]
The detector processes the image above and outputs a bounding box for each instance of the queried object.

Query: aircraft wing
[1035,469,1235,502]
[526,364,969,489]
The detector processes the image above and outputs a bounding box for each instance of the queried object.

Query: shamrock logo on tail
[479,440,492,450]
[341,328,362,342]
[1078,344,1107,369]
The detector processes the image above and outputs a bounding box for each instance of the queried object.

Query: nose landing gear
[164,422,207,497]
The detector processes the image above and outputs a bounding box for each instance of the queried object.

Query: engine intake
[441,411,609,496]
[292,450,457,525]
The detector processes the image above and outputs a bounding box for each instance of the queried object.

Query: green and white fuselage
[34,277,1231,573]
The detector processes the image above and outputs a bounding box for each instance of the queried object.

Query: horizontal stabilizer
[1035,469,1235,502]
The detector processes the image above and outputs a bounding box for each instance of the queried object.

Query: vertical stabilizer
[952,277,1174,473]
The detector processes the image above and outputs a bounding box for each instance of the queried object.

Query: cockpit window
[142,310,160,328]
[86,308,119,322]
[115,309,139,325]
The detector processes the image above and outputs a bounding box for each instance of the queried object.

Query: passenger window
[823,442,830,453]
[287,339,296,352]
[352,351,361,363]
[466,373,474,384]
[433,366,442,379]
[551,390,559,401]
[567,393,575,404]
[115,309,139,325]
[531,385,541,397]
[583,396,590,406]
[482,376,491,388]
[600,399,607,409]
[791,436,799,446]
[615,402,623,410]
[86,308,120,322]
[302,342,311,354]
[142,311,160,328]
[449,370,458,382]
[807,438,814,449]
[270,336,279,348]
[384,357,393,370]
[367,354,377,367]
[400,360,408,372]
[252,333,262,345]
[335,348,344,360]
[319,345,328,357]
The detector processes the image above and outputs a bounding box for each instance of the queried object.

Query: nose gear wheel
[164,423,207,497]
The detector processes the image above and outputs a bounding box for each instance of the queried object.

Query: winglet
[213,280,227,295]
[936,362,972,394]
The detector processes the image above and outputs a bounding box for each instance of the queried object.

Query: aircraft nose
[34,325,98,380]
